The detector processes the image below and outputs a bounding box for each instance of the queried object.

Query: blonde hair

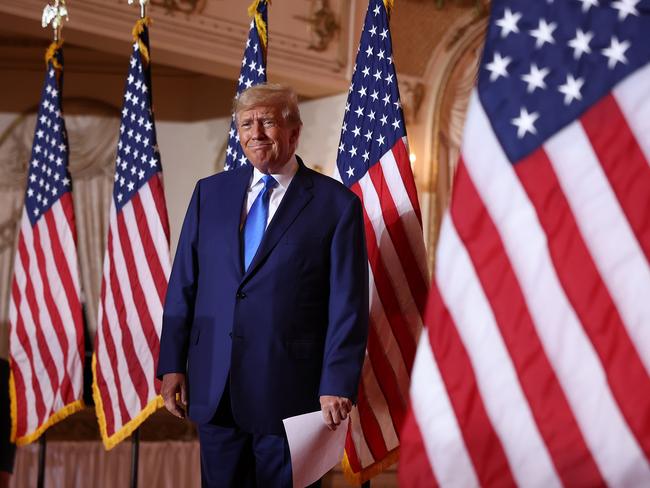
[233,83,302,127]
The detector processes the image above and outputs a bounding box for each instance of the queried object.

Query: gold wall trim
[426,16,488,271]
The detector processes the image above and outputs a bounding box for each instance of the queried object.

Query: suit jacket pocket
[286,340,323,360]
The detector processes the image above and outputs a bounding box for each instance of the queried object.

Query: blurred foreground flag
[93,18,171,449]
[9,40,85,445]
[336,0,428,483]
[400,1,650,486]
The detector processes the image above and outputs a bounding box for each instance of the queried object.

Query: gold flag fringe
[342,448,400,486]
[132,17,152,65]
[383,0,394,14]
[44,40,64,70]
[92,353,164,450]
[247,0,269,50]
[9,361,85,445]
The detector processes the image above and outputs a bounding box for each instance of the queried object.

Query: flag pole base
[130,427,140,488]
[37,433,47,488]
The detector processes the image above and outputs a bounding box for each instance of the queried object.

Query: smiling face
[237,104,301,174]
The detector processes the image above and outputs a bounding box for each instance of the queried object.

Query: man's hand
[320,395,352,431]
[161,373,187,419]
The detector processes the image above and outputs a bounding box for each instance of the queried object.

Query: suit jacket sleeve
[156,182,200,378]
[319,195,369,402]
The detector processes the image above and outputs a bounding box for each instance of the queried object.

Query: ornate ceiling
[0,0,481,98]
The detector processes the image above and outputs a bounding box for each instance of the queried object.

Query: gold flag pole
[33,7,69,486]
[124,6,149,487]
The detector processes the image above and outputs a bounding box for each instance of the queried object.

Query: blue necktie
[243,175,277,271]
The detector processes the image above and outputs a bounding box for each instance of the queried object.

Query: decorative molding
[399,78,425,123]
[0,207,20,254]
[150,0,207,16]
[442,5,489,51]
[0,0,355,97]
[294,0,340,52]
[414,9,487,272]
[434,0,489,13]
[0,113,31,189]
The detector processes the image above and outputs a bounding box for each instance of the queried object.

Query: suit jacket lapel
[223,164,252,280]
[242,160,313,282]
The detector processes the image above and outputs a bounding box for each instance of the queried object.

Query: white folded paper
[283,410,349,488]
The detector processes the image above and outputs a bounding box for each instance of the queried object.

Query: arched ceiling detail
[0,0,485,97]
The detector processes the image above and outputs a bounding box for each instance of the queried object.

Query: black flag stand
[130,428,140,488]
[37,433,47,488]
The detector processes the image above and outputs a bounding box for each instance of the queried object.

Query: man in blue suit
[157,83,369,487]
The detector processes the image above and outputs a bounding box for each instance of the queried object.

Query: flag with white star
[401,1,650,486]
[224,0,268,171]
[93,19,172,450]
[9,41,85,445]
[335,0,428,482]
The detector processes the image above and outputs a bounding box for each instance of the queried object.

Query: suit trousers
[197,383,322,488]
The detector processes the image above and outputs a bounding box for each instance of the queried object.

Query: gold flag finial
[41,0,68,43]
[42,0,66,70]
[128,0,149,19]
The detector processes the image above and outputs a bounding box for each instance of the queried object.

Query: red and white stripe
[9,193,85,444]
[94,175,171,448]
[344,137,429,476]
[401,64,650,487]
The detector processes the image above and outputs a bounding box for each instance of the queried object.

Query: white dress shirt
[242,154,299,228]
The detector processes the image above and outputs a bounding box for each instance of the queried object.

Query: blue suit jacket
[157,158,369,434]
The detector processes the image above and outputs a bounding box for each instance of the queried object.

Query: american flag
[223,0,268,171]
[93,20,171,449]
[400,1,650,486]
[9,42,85,445]
[336,0,428,482]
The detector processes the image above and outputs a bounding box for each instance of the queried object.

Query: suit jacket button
[228,332,233,339]
[236,291,246,299]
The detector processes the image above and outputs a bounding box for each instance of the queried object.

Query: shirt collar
[250,154,299,191]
